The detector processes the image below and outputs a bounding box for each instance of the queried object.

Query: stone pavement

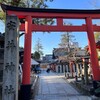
[32,71,96,100]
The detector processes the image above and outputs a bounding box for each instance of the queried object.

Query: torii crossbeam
[1,4,100,99]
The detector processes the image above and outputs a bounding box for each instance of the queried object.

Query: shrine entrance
[1,4,100,100]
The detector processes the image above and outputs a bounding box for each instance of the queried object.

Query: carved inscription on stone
[2,16,19,100]
[7,21,16,30]
[6,40,16,49]
[5,62,15,74]
[4,85,15,94]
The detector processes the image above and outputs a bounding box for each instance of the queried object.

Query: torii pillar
[85,17,100,81]
[20,16,32,100]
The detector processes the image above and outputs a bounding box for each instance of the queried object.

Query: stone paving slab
[33,71,94,100]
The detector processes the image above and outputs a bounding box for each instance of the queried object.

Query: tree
[0,0,53,7]
[58,32,79,62]
[59,22,74,49]
[0,0,54,37]
[34,38,43,57]
[88,0,100,8]
[59,32,69,48]
[59,32,75,49]
[88,0,100,42]
[0,0,54,24]
[32,51,40,60]
[94,32,100,42]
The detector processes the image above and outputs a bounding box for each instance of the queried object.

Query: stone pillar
[62,64,64,73]
[2,16,19,100]
[57,65,60,73]
[76,63,78,75]
[60,65,62,73]
[55,65,58,72]
[83,58,89,85]
[63,65,67,77]
[77,63,81,77]
[73,63,75,73]
[70,62,74,77]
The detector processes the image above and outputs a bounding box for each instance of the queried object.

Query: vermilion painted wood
[57,18,63,26]
[3,4,100,81]
[22,16,32,84]
[20,24,100,32]
[85,17,100,81]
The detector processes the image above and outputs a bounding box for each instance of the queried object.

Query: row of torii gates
[1,4,100,100]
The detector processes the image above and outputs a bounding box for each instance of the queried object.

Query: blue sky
[31,0,98,55]
[0,0,100,55]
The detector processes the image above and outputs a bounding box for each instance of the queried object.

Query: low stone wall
[74,81,92,95]
[69,80,100,99]
[31,75,39,99]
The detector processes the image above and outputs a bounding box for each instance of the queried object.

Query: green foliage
[59,32,75,48]
[94,32,100,42]
[0,0,54,28]
[32,51,40,60]
[34,38,43,56]
[76,58,82,63]
[0,0,54,7]
[33,18,54,26]
[98,57,100,61]
[0,10,6,22]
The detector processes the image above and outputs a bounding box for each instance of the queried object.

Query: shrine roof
[1,4,100,14]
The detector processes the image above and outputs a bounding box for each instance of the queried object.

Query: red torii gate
[1,4,100,99]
